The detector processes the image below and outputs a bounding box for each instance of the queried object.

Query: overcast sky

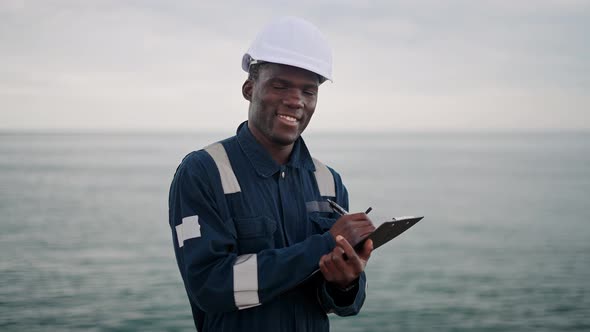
[1,0,588,131]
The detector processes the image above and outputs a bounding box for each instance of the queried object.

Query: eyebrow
[271,78,318,89]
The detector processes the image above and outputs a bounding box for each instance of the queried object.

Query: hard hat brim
[241,53,332,83]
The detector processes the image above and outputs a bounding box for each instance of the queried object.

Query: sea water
[1,130,589,331]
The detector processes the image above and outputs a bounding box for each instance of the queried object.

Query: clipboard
[296,215,423,288]
[354,216,423,251]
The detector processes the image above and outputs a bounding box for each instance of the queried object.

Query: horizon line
[1,127,589,135]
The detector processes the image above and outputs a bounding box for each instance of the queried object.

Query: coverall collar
[236,121,316,178]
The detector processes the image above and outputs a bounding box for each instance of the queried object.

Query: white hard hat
[241,16,333,82]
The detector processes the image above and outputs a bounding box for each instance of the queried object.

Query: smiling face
[243,63,319,150]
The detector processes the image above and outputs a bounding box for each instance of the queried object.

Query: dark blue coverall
[169,122,367,331]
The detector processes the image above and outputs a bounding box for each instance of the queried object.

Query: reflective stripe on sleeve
[312,157,336,197]
[176,215,201,248]
[306,200,333,213]
[233,254,261,310]
[204,143,241,194]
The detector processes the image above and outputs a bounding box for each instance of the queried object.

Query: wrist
[337,282,357,292]
[329,279,358,293]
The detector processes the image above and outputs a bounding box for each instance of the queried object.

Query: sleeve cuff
[317,273,366,317]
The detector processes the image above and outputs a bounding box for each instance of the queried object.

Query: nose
[282,90,304,109]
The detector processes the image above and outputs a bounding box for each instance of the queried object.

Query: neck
[264,143,293,165]
[248,124,294,165]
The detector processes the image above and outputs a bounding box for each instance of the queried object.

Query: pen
[326,199,372,261]
[326,198,348,215]
[326,199,372,216]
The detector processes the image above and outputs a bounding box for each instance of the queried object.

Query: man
[169,16,375,331]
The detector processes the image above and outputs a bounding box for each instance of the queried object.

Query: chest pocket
[205,142,338,253]
[234,216,277,254]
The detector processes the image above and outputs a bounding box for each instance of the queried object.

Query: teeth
[278,115,297,122]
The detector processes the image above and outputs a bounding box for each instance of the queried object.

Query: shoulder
[177,136,237,175]
[169,151,213,198]
[310,156,347,200]
[326,164,344,185]
[172,139,225,181]
[176,149,213,177]
[311,157,345,185]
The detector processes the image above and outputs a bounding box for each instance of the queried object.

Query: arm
[315,171,374,316]
[316,238,372,316]
[169,153,336,313]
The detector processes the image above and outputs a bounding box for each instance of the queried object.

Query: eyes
[271,83,317,97]
[272,84,287,90]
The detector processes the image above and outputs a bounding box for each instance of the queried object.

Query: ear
[242,80,253,101]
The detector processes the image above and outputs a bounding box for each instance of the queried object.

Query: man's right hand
[329,213,375,248]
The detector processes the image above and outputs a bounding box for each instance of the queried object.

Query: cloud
[0,0,588,130]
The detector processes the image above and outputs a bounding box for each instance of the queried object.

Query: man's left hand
[318,235,373,289]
